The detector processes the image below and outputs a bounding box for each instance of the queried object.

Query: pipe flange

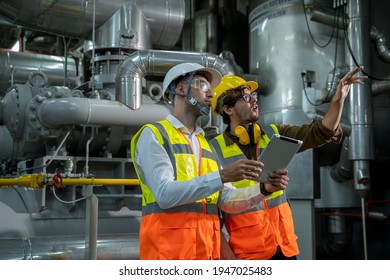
[148,83,163,101]
[26,86,74,140]
[1,84,32,139]
[28,71,48,88]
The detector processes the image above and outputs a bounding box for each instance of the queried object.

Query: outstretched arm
[321,66,368,131]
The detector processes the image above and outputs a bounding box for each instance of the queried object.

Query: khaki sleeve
[275,120,343,152]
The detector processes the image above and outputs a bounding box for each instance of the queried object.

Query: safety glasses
[191,78,211,92]
[227,92,258,105]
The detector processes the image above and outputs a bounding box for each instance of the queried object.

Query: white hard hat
[162,62,222,103]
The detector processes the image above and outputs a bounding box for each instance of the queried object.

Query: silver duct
[0,0,184,49]
[33,50,234,145]
[371,26,390,62]
[346,0,374,197]
[330,137,353,182]
[0,50,232,160]
[0,234,139,260]
[347,0,374,261]
[38,98,171,128]
[323,65,351,102]
[372,79,390,96]
[309,6,346,29]
[116,50,235,109]
[0,50,78,94]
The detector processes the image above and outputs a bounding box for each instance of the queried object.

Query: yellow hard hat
[212,74,258,115]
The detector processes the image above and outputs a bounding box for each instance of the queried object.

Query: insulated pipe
[371,26,390,62]
[330,137,353,182]
[346,0,374,196]
[0,50,78,94]
[86,193,98,260]
[0,0,184,49]
[372,79,390,96]
[37,98,171,128]
[347,0,373,261]
[310,7,346,30]
[0,234,140,260]
[323,65,351,102]
[115,50,234,109]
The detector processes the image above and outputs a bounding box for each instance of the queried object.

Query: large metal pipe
[0,0,184,49]
[0,234,139,260]
[371,26,390,62]
[346,0,374,197]
[330,137,353,182]
[347,0,374,261]
[38,99,171,128]
[0,50,77,94]
[116,50,234,109]
[1,49,232,158]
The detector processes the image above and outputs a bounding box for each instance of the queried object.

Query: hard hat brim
[211,76,259,115]
[196,68,222,90]
[162,63,222,104]
[245,81,258,92]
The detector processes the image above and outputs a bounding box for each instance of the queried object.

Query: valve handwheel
[52,173,63,189]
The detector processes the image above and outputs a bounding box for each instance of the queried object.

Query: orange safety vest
[131,120,221,260]
[210,124,299,259]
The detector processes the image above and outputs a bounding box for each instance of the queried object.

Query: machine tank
[248,0,344,125]
[248,0,347,200]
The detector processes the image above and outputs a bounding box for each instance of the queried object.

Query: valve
[52,173,63,189]
[358,177,370,186]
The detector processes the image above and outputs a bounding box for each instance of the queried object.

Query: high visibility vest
[131,120,221,260]
[209,124,299,259]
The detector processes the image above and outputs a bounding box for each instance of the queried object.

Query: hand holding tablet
[257,134,303,183]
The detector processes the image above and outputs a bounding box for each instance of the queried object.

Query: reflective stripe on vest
[143,202,218,215]
[222,204,264,218]
[131,120,222,259]
[222,191,287,219]
[132,119,220,211]
[210,124,300,259]
[154,122,217,176]
[210,124,274,177]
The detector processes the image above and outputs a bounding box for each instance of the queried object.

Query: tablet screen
[257,134,303,183]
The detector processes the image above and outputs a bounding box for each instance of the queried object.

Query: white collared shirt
[134,114,264,212]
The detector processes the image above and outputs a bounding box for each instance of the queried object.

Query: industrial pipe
[38,99,171,128]
[0,234,140,260]
[0,174,139,188]
[0,0,185,49]
[371,26,390,62]
[115,49,235,109]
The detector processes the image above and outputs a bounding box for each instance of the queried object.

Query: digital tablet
[257,134,303,183]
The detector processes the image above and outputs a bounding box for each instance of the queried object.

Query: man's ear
[175,83,187,97]
[222,104,233,116]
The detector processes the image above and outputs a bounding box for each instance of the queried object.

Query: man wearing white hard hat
[130,62,289,259]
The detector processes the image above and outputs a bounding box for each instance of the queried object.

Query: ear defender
[235,123,261,145]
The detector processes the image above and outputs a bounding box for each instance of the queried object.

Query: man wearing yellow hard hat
[209,67,366,260]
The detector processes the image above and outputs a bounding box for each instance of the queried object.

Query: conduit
[0,174,139,188]
[38,99,171,128]
[0,234,140,260]
[115,49,234,109]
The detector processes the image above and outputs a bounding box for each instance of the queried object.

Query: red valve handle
[52,173,63,189]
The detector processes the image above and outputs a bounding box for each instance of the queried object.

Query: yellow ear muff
[235,123,261,145]
[253,123,261,142]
